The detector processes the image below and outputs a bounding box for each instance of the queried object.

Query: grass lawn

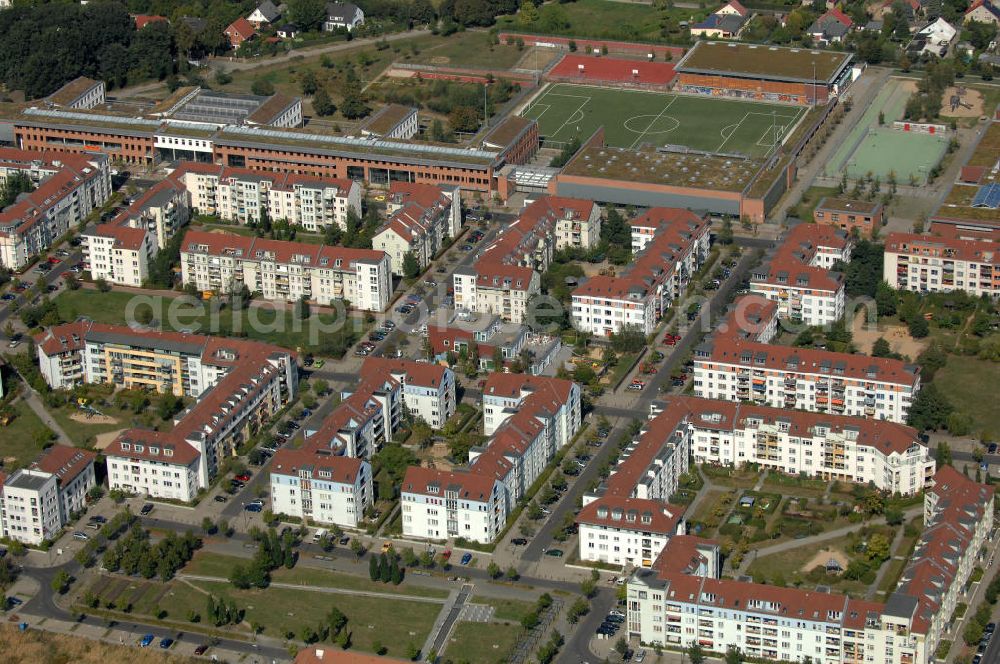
[700,464,759,489]
[523,83,805,155]
[411,30,526,69]
[691,489,733,524]
[443,621,522,664]
[748,534,857,583]
[933,355,1000,439]
[794,185,840,222]
[185,552,448,599]
[198,580,440,656]
[607,352,639,388]
[191,222,327,245]
[53,289,364,355]
[497,0,705,42]
[0,402,55,469]
[474,595,535,622]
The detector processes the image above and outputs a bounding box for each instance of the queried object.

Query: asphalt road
[0,248,84,335]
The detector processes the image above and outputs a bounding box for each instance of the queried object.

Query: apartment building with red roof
[715,294,779,344]
[426,315,563,376]
[0,445,97,545]
[627,467,992,664]
[270,450,372,527]
[692,336,921,423]
[453,196,600,324]
[179,229,392,312]
[572,208,710,336]
[652,395,934,494]
[749,223,851,326]
[175,162,361,233]
[400,465,507,543]
[373,182,461,275]
[0,148,112,270]
[83,224,155,287]
[883,231,1000,297]
[34,322,296,502]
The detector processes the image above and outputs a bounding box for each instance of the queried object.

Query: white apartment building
[883,232,1000,297]
[0,445,97,545]
[105,430,204,502]
[626,466,993,664]
[361,357,455,429]
[716,295,780,344]
[750,223,851,326]
[84,224,155,287]
[481,372,581,442]
[572,208,710,336]
[111,178,190,250]
[401,466,507,544]
[693,338,921,423]
[34,322,297,501]
[454,196,597,323]
[176,162,362,232]
[180,230,392,312]
[301,385,400,461]
[374,182,461,275]
[270,451,372,527]
[576,399,692,567]
[577,497,684,569]
[0,149,112,270]
[672,396,934,495]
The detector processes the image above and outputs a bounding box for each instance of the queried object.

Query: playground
[521,82,806,157]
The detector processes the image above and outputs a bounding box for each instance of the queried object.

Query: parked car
[1,293,15,301]
[459,552,473,565]
[339,535,351,545]
[626,381,644,391]
[609,610,626,619]
[193,645,209,655]
[244,503,263,513]
[159,638,174,649]
[510,538,528,546]
[605,614,625,623]
[72,531,89,541]
[214,495,228,503]
[235,472,252,482]
[88,515,106,524]
[139,634,155,647]
[544,548,564,557]
[140,503,154,515]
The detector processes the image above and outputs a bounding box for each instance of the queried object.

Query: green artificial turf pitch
[522,83,806,158]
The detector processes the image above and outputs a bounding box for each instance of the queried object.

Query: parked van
[312,528,328,543]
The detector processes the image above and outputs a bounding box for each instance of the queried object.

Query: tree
[688,643,706,664]
[288,0,328,31]
[875,281,897,317]
[866,533,891,563]
[313,88,336,116]
[505,566,519,581]
[95,278,111,293]
[936,441,952,467]
[487,561,502,579]
[369,554,380,581]
[908,316,929,338]
[449,105,481,133]
[518,0,540,25]
[402,251,421,279]
[339,66,370,119]
[567,596,589,623]
[885,508,905,526]
[51,570,71,594]
[908,383,954,431]
[251,78,275,96]
[725,646,744,664]
[614,637,629,657]
[718,218,734,245]
[872,337,892,358]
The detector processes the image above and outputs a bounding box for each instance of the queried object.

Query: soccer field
[522,83,806,158]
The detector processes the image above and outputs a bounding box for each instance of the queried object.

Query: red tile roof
[34,320,91,356]
[90,223,149,251]
[225,17,256,41]
[577,496,684,535]
[181,229,385,268]
[401,466,499,502]
[104,430,201,466]
[270,449,363,483]
[133,14,168,29]
[360,357,449,388]
[699,337,920,385]
[32,445,96,486]
[716,294,778,342]
[884,232,1000,266]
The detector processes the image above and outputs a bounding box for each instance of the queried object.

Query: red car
[235,472,252,482]
[47,256,62,264]
[663,334,679,346]
[442,549,452,560]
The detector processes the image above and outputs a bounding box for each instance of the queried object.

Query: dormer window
[134,444,144,453]
[150,447,160,455]
[121,442,130,451]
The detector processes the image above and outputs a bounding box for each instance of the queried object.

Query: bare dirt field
[93,429,125,450]
[940,85,985,119]
[801,547,849,574]
[70,412,119,426]
[852,311,928,358]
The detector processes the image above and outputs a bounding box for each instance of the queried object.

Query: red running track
[547,54,676,86]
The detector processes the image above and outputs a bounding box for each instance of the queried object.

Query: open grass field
[53,289,364,354]
[933,355,1000,439]
[522,83,805,157]
[199,580,440,656]
[0,402,54,468]
[443,621,522,664]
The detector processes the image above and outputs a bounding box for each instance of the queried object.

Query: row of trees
[229,527,297,588]
[102,525,200,581]
[368,551,405,584]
